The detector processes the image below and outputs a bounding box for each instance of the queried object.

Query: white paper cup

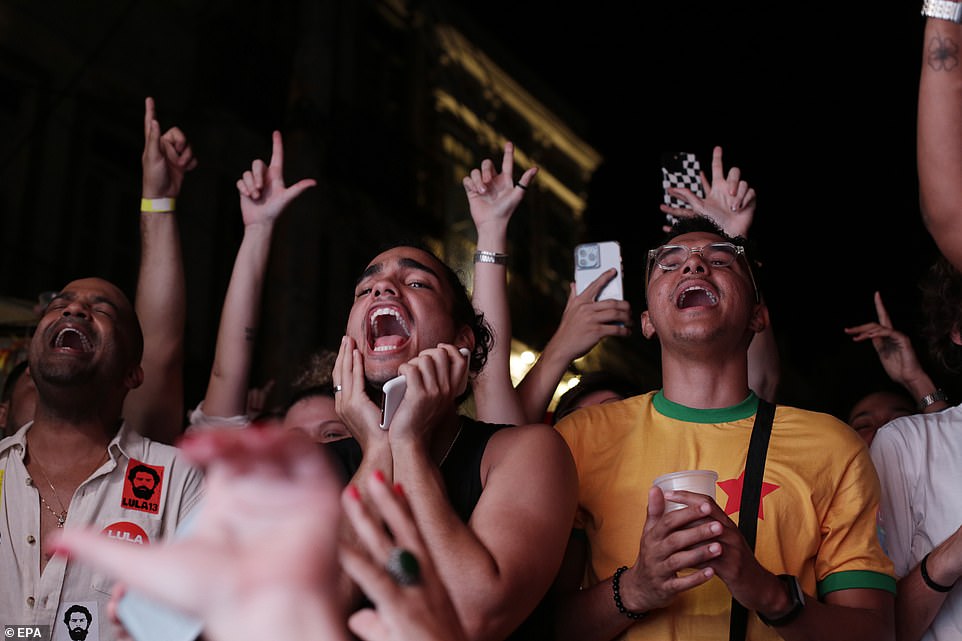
[653,470,718,512]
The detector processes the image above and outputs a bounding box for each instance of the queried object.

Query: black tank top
[324,418,550,641]
[325,415,502,519]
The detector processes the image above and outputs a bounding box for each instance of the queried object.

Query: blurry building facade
[0,0,617,408]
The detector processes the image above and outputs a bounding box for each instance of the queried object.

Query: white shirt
[872,404,962,641]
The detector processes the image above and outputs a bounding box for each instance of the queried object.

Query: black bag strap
[728,398,776,641]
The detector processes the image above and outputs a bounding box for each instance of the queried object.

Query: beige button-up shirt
[0,421,204,641]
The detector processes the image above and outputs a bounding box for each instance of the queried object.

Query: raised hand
[463,142,538,234]
[142,96,197,199]
[659,146,756,237]
[844,291,928,390]
[236,131,316,228]
[549,272,632,361]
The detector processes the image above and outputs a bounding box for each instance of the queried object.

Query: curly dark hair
[283,348,338,412]
[437,256,493,376]
[920,255,962,372]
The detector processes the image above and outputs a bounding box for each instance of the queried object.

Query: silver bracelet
[474,250,508,265]
[922,0,962,23]
[919,389,949,410]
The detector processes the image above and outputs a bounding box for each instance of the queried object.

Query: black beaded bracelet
[921,552,956,593]
[612,566,647,620]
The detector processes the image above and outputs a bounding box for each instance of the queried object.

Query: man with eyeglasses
[552,216,895,641]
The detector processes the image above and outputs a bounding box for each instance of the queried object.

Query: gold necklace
[438,422,462,469]
[31,455,68,528]
[30,449,108,528]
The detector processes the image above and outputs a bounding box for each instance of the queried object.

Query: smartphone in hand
[574,241,624,301]
[661,151,705,225]
[380,375,407,429]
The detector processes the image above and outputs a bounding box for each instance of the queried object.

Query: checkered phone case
[661,151,705,213]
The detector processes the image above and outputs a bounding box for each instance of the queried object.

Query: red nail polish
[393,482,404,498]
[373,469,385,483]
[346,484,360,500]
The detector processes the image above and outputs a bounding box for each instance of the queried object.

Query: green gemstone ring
[385,547,421,586]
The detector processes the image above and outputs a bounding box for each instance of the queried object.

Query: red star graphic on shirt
[717,470,780,519]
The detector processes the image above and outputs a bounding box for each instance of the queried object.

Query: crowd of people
[3,10,962,641]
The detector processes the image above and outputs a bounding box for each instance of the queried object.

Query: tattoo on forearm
[927,34,959,72]
[245,327,257,342]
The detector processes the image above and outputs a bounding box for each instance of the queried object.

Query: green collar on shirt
[653,390,759,423]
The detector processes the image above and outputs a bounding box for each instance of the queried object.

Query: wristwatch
[922,0,962,23]
[757,574,805,627]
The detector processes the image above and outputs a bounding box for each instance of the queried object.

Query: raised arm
[661,146,779,401]
[198,131,315,420]
[659,145,756,237]
[464,142,537,425]
[844,291,948,413]
[918,16,962,270]
[516,274,630,423]
[124,97,197,443]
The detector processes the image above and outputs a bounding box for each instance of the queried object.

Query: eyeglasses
[645,241,759,302]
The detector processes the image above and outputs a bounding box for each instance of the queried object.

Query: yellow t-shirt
[556,391,894,641]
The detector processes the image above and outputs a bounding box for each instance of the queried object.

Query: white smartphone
[380,375,407,429]
[574,241,624,301]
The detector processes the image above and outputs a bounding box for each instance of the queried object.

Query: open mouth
[51,326,93,352]
[676,285,718,309]
[368,307,411,352]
